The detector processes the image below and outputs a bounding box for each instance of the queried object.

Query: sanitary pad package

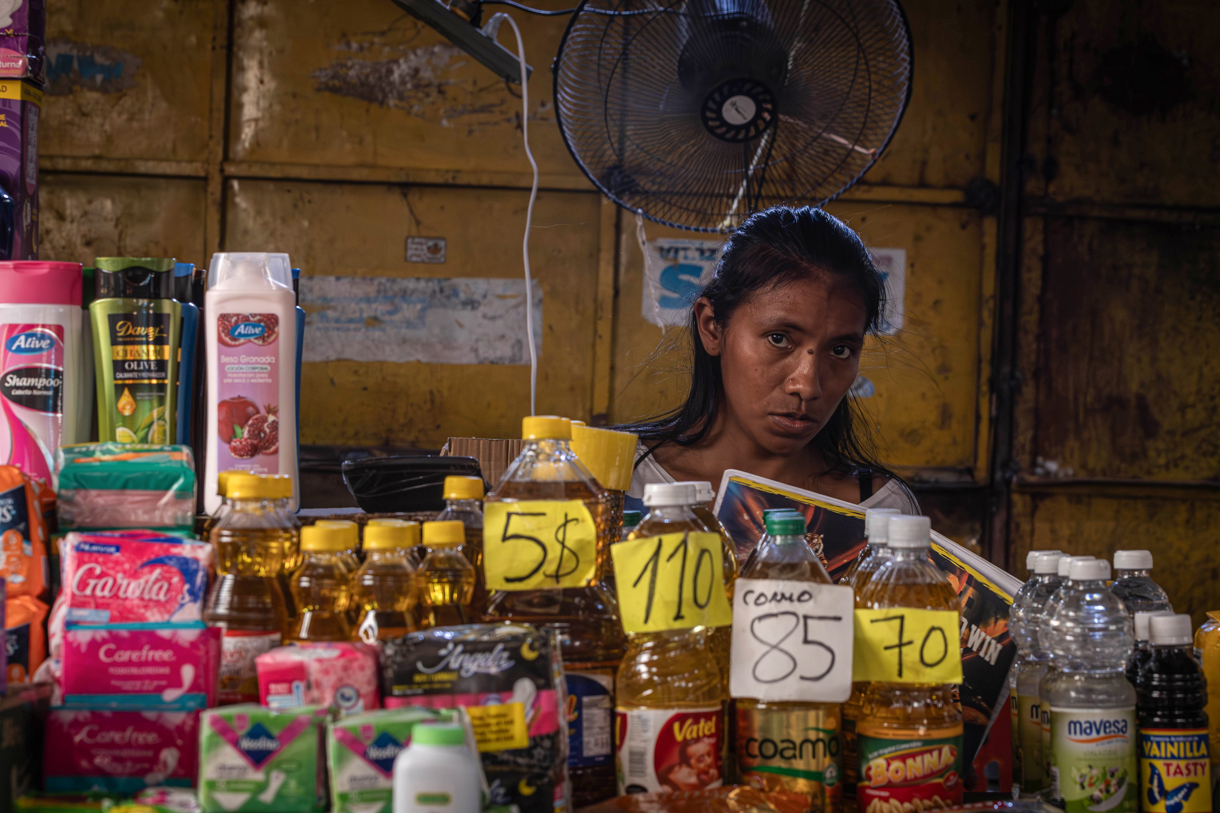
[57,444,197,532]
[256,643,379,715]
[0,464,52,600]
[327,707,456,813]
[5,593,46,684]
[43,708,200,792]
[61,622,221,710]
[198,705,329,813]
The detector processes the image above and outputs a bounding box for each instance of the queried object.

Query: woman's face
[696,272,868,458]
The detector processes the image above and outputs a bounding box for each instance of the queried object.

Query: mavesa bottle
[735,511,842,813]
[617,482,727,796]
[352,521,418,642]
[286,522,354,642]
[481,416,623,808]
[416,520,475,629]
[1008,550,1063,796]
[435,475,485,612]
[1038,555,1095,782]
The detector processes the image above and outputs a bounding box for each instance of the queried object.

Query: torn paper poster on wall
[301,276,542,365]
[871,247,906,335]
[641,237,723,328]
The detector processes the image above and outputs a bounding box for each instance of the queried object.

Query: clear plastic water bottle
[1009,550,1062,796]
[1043,558,1137,813]
[1110,550,1171,616]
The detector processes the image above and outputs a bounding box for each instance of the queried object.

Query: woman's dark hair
[622,205,904,487]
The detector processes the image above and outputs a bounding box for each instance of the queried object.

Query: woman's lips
[768,413,818,435]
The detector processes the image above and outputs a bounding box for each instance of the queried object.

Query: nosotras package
[327,707,456,813]
[56,443,197,532]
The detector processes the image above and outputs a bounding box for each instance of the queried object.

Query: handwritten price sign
[852,608,963,684]
[729,579,855,703]
[611,531,733,634]
[483,500,598,591]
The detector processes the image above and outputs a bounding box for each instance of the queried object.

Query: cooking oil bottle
[481,416,623,808]
[352,521,419,642]
[616,482,727,795]
[735,511,842,812]
[286,522,354,642]
[855,515,963,813]
[416,520,475,629]
[204,472,291,704]
[686,481,739,692]
[269,474,300,618]
[435,475,485,614]
[202,470,235,540]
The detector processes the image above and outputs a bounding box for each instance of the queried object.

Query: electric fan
[554,0,912,231]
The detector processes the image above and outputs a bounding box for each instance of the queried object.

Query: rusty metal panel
[40,173,207,261]
[1036,0,1220,208]
[42,0,217,163]
[1032,217,1220,481]
[609,202,987,477]
[223,179,602,448]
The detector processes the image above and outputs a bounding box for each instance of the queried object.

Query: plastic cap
[763,508,798,517]
[217,470,233,497]
[1032,551,1063,575]
[1058,555,1091,578]
[1134,610,1173,641]
[207,252,293,291]
[412,723,466,747]
[621,510,642,528]
[570,425,637,491]
[866,508,900,545]
[1069,558,1111,581]
[364,520,421,551]
[569,420,586,427]
[522,415,571,441]
[1114,549,1153,571]
[0,261,83,306]
[887,515,932,548]
[1150,614,1193,646]
[423,520,466,547]
[443,475,483,501]
[269,474,293,500]
[765,513,806,536]
[642,482,698,507]
[226,473,274,500]
[301,522,356,553]
[689,482,716,503]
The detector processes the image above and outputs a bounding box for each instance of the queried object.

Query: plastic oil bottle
[1008,550,1062,796]
[841,508,900,589]
[416,520,475,629]
[1193,612,1220,805]
[352,521,418,642]
[285,522,354,642]
[855,515,964,813]
[1043,558,1136,813]
[687,480,739,692]
[1110,550,1172,616]
[481,416,623,808]
[1136,614,1211,813]
[617,482,727,795]
[435,475,485,613]
[203,472,291,704]
[735,511,841,812]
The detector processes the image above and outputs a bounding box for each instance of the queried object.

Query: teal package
[327,707,453,813]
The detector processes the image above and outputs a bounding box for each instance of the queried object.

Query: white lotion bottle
[393,723,482,813]
[204,253,298,513]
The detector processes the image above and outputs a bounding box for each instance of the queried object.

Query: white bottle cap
[686,481,715,503]
[865,508,900,545]
[207,252,294,290]
[887,515,932,549]
[1069,558,1111,582]
[1058,555,1091,578]
[1025,551,1038,570]
[1114,549,1153,571]
[643,482,698,507]
[1032,551,1062,575]
[1134,610,1174,642]
[1150,614,1193,646]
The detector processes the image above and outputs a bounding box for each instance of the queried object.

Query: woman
[623,205,917,515]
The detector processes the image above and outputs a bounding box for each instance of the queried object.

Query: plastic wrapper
[56,444,196,532]
[0,465,52,600]
[582,786,810,813]
[5,593,47,684]
[43,708,200,793]
[256,642,379,715]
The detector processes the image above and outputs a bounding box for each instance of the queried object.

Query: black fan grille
[554,0,912,232]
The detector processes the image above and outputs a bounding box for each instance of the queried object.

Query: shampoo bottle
[204,253,298,514]
[90,257,180,445]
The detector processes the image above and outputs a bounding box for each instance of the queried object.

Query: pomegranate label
[616,705,724,795]
[857,729,963,813]
[216,313,281,474]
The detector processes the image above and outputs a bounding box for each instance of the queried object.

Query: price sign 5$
[483,500,598,591]
[852,608,963,684]
[611,531,733,634]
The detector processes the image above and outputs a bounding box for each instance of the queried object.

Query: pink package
[44,708,199,792]
[62,623,221,710]
[59,531,213,625]
[256,642,379,715]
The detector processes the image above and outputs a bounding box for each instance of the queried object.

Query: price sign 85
[611,531,733,634]
[483,500,599,591]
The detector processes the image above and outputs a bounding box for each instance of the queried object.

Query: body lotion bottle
[204,253,298,514]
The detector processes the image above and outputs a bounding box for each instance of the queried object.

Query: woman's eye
[767,333,790,348]
[831,344,853,359]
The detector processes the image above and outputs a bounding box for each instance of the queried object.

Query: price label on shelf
[852,608,963,684]
[611,531,733,634]
[483,500,598,591]
[729,579,854,703]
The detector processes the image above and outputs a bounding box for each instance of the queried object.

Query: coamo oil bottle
[735,511,842,813]
[855,515,964,813]
[481,416,622,809]
[615,482,729,797]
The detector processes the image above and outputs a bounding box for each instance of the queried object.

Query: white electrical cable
[495,13,540,415]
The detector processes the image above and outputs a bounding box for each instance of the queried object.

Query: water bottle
[1009,550,1062,796]
[1043,558,1137,813]
[1037,555,1095,783]
[1110,550,1171,616]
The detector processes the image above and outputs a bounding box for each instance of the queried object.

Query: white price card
[729,579,855,703]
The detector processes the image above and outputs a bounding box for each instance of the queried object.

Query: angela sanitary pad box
[43,707,199,793]
[256,643,379,716]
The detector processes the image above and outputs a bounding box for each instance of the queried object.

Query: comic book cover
[714,469,1020,793]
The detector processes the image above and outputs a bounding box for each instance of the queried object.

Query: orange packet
[6,594,48,684]
[0,466,52,600]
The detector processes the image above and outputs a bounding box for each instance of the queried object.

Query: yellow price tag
[483,500,598,591]
[852,608,963,684]
[611,531,734,634]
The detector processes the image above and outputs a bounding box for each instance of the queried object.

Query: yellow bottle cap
[522,415,571,441]
[217,471,233,497]
[268,474,293,500]
[227,473,275,500]
[423,520,466,547]
[569,420,586,427]
[302,521,358,552]
[443,476,484,501]
[364,520,421,550]
[570,424,638,492]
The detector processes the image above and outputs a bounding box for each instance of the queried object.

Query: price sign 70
[852,608,963,684]
[483,500,598,591]
[611,531,733,634]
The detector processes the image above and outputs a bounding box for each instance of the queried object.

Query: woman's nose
[786,351,823,400]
